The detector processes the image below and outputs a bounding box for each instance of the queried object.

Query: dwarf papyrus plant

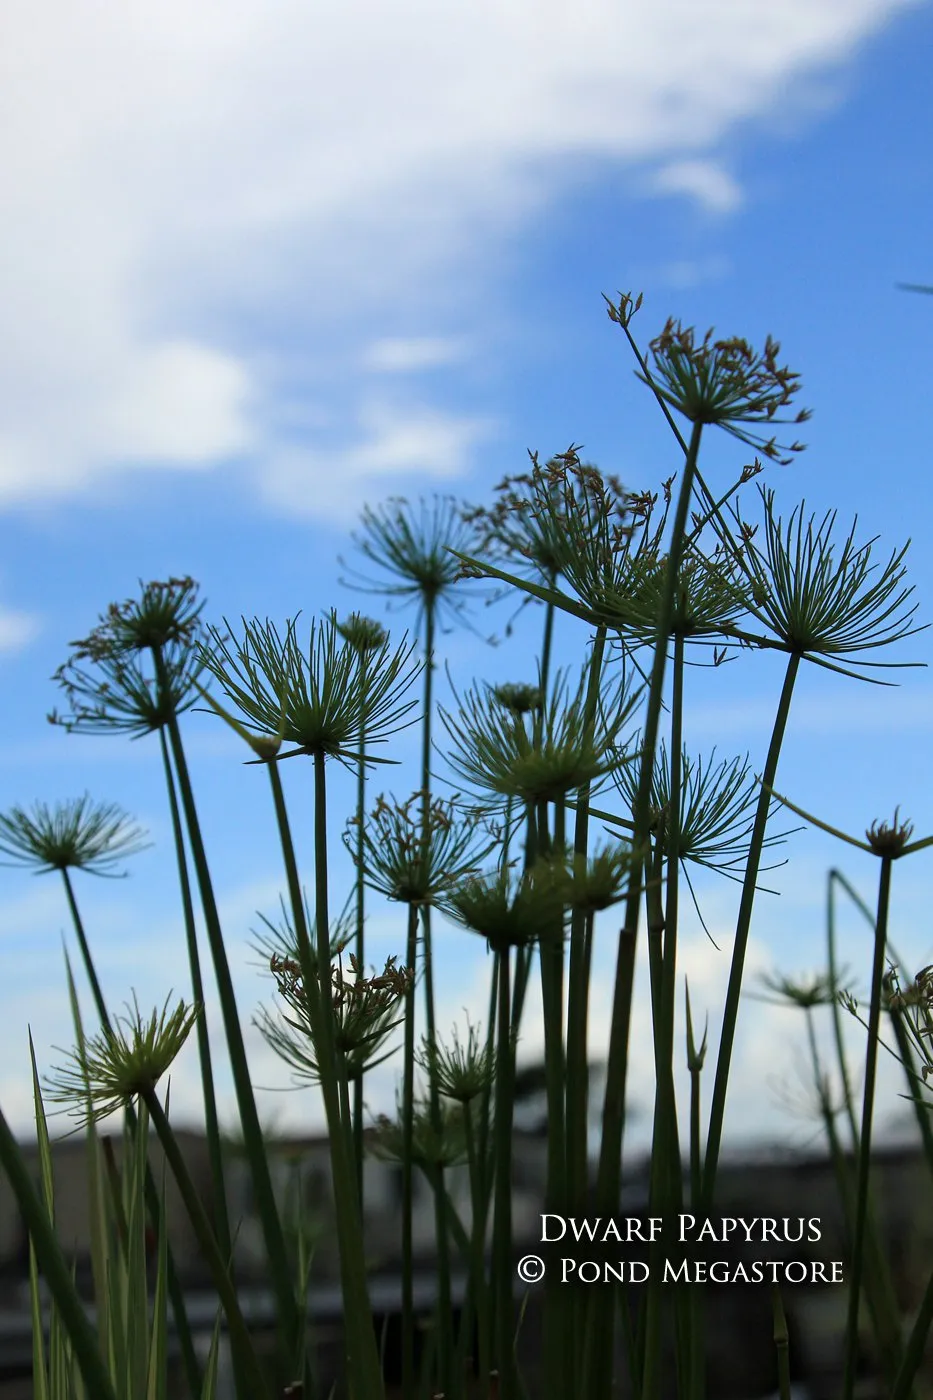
[762,792,933,1400]
[0,964,224,1400]
[3,294,928,1400]
[451,295,924,1400]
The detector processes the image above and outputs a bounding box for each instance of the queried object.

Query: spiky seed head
[343,495,482,629]
[418,1019,494,1103]
[0,796,149,876]
[729,486,924,673]
[336,613,388,655]
[46,994,199,1124]
[51,638,204,737]
[368,1097,469,1168]
[866,810,914,857]
[346,791,493,906]
[441,667,639,806]
[198,612,421,764]
[757,970,841,1010]
[69,578,204,660]
[258,952,412,1084]
[552,843,635,915]
[640,320,808,463]
[490,683,542,716]
[444,863,567,953]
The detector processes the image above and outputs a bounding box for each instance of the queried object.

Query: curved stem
[827,869,862,1152]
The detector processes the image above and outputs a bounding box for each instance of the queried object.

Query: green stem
[539,593,556,706]
[584,420,704,1399]
[417,598,456,1392]
[60,869,109,1026]
[642,837,670,1400]
[888,1004,933,1178]
[702,649,800,1205]
[0,1102,118,1400]
[772,1286,792,1400]
[493,947,518,1399]
[462,1097,492,1386]
[539,891,569,1400]
[353,653,370,1212]
[143,1090,273,1400]
[270,754,384,1400]
[158,729,232,1264]
[660,631,685,1125]
[422,910,456,1396]
[842,854,894,1400]
[824,871,906,1389]
[158,658,301,1371]
[61,862,202,1398]
[566,628,606,1230]
[892,1265,933,1400]
[402,903,419,1398]
[827,869,862,1152]
[811,1015,902,1398]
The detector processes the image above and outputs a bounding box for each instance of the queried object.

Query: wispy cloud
[650,159,743,213]
[363,337,469,374]
[259,398,495,521]
[0,0,921,513]
[655,255,732,289]
[0,605,39,653]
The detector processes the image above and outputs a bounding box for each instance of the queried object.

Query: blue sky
[1,0,932,1157]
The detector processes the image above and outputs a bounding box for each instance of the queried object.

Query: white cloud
[0,0,922,511]
[259,398,495,521]
[650,159,744,213]
[363,338,469,373]
[0,605,38,653]
[657,255,732,289]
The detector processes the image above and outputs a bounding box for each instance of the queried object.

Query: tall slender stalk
[0,1102,119,1400]
[827,869,864,1150]
[158,729,232,1267]
[417,599,457,1393]
[826,870,905,1385]
[565,627,606,1208]
[842,853,895,1400]
[461,1092,492,1387]
[892,1268,933,1400]
[353,702,368,1207]
[584,420,704,1396]
[401,903,419,1398]
[60,859,202,1398]
[702,650,800,1205]
[157,656,302,1373]
[268,754,385,1400]
[142,1091,273,1400]
[60,869,109,1022]
[561,626,607,1390]
[493,947,518,1400]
